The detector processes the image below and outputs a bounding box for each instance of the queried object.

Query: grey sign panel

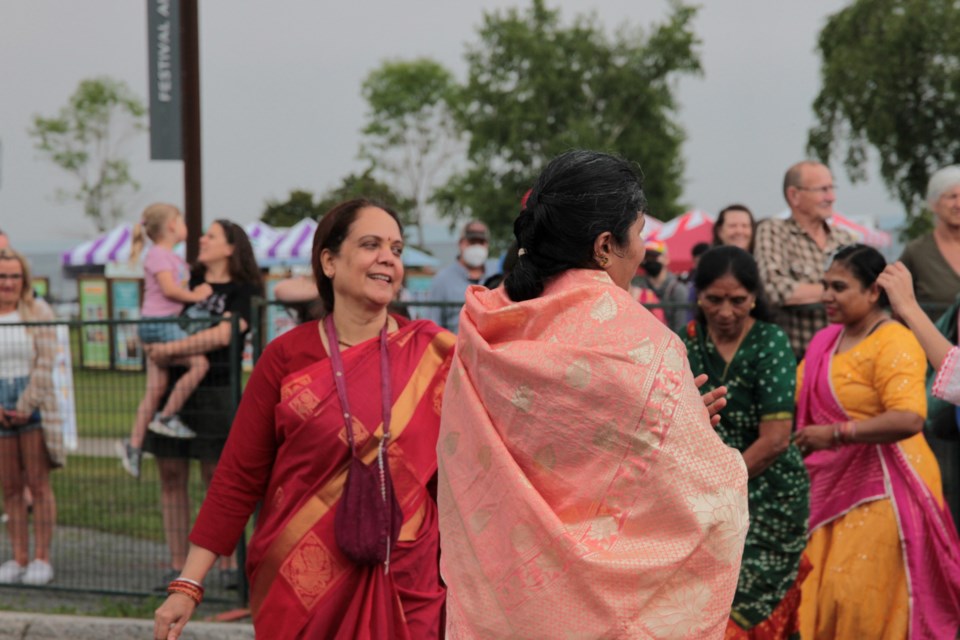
[147,0,182,160]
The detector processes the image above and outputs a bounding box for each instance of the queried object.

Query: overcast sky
[1,0,900,249]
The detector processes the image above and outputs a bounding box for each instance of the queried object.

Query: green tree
[261,170,413,229]
[30,77,147,231]
[435,0,701,239]
[260,189,326,227]
[807,0,960,238]
[360,58,463,247]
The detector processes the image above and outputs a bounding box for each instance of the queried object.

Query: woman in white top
[0,248,61,586]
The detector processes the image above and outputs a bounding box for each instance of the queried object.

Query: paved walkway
[0,611,254,639]
[74,437,122,458]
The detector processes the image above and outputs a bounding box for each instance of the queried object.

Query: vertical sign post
[147,0,182,160]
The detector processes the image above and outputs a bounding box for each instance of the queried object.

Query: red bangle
[839,421,856,444]
[168,579,204,606]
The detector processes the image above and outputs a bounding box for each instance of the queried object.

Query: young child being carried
[117,203,212,478]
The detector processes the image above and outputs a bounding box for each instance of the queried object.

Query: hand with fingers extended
[694,373,728,428]
[153,592,197,640]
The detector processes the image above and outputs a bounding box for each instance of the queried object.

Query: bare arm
[273,276,318,303]
[878,261,952,370]
[146,315,246,363]
[794,410,924,454]
[155,271,213,304]
[741,419,792,478]
[784,283,825,306]
[153,544,219,640]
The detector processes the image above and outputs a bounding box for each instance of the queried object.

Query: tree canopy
[807,0,960,237]
[261,170,412,229]
[434,0,702,239]
[29,77,147,231]
[360,58,463,247]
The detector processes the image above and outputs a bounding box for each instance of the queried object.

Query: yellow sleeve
[873,324,927,419]
[795,359,805,403]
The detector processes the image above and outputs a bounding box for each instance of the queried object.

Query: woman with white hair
[899,165,960,531]
[900,165,960,313]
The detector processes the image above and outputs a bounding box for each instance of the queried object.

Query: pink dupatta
[798,324,960,637]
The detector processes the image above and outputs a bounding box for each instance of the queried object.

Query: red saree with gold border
[190,318,454,639]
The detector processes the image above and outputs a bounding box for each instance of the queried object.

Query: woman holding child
[142,219,262,588]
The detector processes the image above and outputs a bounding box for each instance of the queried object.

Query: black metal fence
[0,316,244,604]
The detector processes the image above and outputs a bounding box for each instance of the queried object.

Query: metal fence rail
[0,317,244,603]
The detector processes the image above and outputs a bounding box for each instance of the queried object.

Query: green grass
[53,456,208,542]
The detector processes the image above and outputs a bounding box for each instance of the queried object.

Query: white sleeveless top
[0,310,35,378]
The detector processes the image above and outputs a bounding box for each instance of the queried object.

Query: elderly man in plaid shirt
[754,161,855,361]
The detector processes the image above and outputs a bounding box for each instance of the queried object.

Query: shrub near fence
[0,317,244,603]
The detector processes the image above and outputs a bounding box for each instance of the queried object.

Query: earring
[596,254,609,268]
[750,302,756,309]
[697,300,703,307]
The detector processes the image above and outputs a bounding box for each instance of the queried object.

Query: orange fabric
[438,269,749,638]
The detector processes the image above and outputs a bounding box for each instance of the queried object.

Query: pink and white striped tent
[62,221,278,266]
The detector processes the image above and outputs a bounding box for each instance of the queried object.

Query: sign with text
[78,277,111,369]
[147,0,182,159]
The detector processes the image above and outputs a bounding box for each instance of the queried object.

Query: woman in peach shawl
[437,150,749,639]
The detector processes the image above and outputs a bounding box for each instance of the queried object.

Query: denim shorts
[0,376,41,438]
[139,317,189,344]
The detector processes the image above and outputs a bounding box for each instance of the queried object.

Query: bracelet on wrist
[168,578,204,606]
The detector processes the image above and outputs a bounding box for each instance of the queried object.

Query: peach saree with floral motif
[437,269,750,639]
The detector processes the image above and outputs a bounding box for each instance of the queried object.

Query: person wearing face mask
[632,240,689,333]
[426,221,490,333]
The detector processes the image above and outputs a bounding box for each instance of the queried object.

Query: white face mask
[462,244,489,268]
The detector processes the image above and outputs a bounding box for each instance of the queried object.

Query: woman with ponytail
[437,149,749,638]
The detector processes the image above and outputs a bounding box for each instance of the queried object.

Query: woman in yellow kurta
[793,244,960,639]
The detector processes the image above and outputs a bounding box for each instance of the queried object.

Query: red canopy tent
[645,210,715,273]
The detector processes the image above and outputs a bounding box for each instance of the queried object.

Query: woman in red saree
[154,199,454,640]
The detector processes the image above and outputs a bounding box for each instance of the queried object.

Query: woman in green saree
[683,245,810,639]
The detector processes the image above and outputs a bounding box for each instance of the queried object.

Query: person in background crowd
[879,261,960,404]
[632,240,689,333]
[481,240,520,289]
[0,248,62,586]
[685,241,711,319]
[154,200,455,639]
[426,220,490,333]
[713,204,757,252]
[898,165,960,529]
[438,150,747,638]
[141,220,262,593]
[118,204,212,478]
[754,161,855,360]
[684,246,809,638]
[900,165,960,319]
[793,244,960,638]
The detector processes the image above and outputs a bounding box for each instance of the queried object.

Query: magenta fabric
[798,323,960,637]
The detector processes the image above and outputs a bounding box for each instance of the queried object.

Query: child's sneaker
[0,560,25,584]
[21,559,53,585]
[148,414,197,439]
[116,440,142,479]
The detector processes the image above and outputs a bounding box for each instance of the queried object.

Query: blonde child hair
[129,203,181,264]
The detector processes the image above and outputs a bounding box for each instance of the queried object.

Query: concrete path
[0,611,254,639]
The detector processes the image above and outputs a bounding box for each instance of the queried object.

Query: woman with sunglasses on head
[684,246,809,639]
[793,244,960,638]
